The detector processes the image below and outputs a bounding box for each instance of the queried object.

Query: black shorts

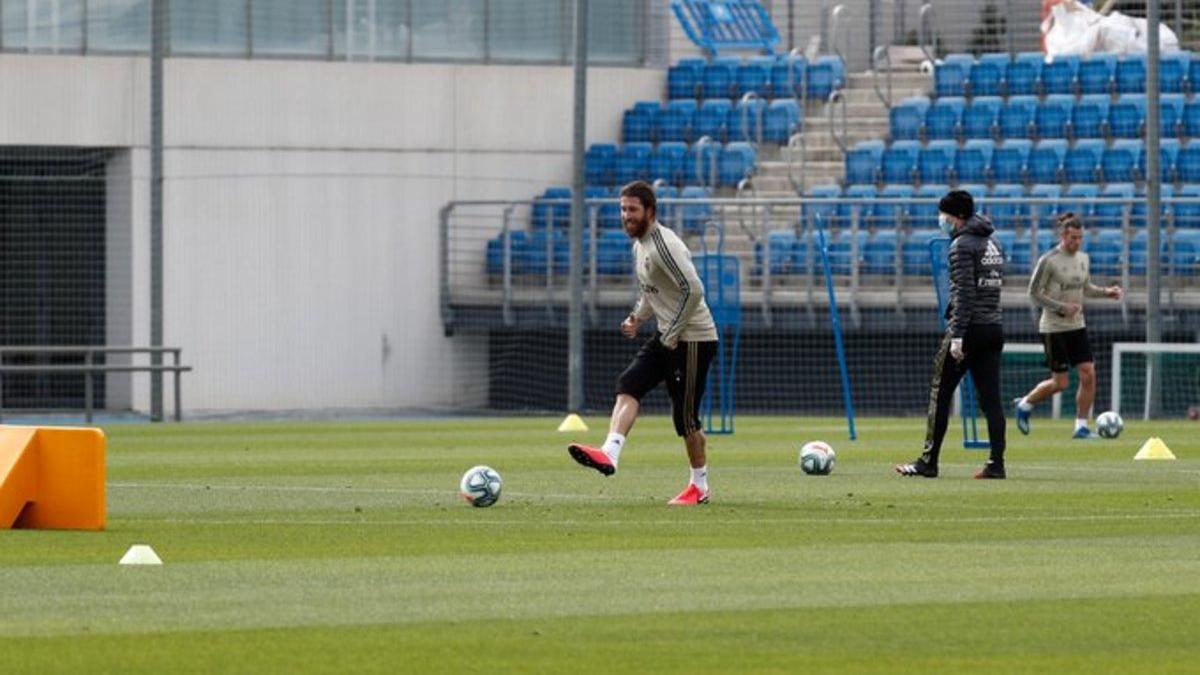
[1042,328,1093,373]
[615,334,718,437]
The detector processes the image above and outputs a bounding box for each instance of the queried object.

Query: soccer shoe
[1014,399,1031,435]
[894,459,938,478]
[974,461,1007,479]
[1072,427,1099,440]
[567,443,616,476]
[667,483,709,505]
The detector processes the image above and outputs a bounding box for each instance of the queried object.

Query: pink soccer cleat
[567,443,616,476]
[667,483,709,505]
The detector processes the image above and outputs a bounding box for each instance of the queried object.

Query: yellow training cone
[1134,437,1177,461]
[557,414,589,432]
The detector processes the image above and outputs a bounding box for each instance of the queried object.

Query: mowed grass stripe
[1,535,1199,638]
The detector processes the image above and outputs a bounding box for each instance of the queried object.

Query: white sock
[601,433,625,465]
[1075,418,1089,431]
[1018,397,1033,412]
[690,465,708,492]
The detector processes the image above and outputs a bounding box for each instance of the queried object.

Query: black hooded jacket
[946,214,1004,337]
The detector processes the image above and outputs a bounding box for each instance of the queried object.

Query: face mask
[938,213,955,235]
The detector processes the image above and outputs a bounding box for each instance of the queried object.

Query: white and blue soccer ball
[1097,411,1124,439]
[460,465,503,507]
[799,441,836,476]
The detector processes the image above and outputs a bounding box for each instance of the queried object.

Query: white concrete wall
[0,54,664,412]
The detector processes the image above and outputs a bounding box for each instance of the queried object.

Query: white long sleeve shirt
[630,221,718,348]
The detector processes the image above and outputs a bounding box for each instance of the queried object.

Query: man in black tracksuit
[896,190,1008,479]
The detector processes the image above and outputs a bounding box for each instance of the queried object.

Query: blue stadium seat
[1102,138,1142,183]
[729,97,767,142]
[1086,228,1124,277]
[807,55,845,99]
[680,185,713,233]
[764,99,802,143]
[1171,229,1200,276]
[1036,94,1074,139]
[597,229,633,275]
[1139,138,1181,183]
[863,229,899,275]
[1064,138,1105,183]
[1160,93,1186,138]
[1130,229,1170,275]
[1061,183,1100,219]
[585,143,617,186]
[1115,54,1146,94]
[759,230,798,275]
[957,183,989,212]
[1007,52,1045,96]
[803,184,841,229]
[844,139,885,185]
[1094,183,1135,230]
[991,139,1032,184]
[736,57,772,97]
[718,142,756,186]
[1161,52,1191,94]
[696,98,734,141]
[1108,94,1146,139]
[1178,140,1200,182]
[826,230,867,276]
[486,230,528,275]
[536,186,573,230]
[987,183,1026,231]
[935,54,974,97]
[963,96,1002,140]
[598,187,621,230]
[622,101,660,143]
[1185,98,1200,137]
[925,96,966,140]
[769,54,806,98]
[918,140,957,184]
[1008,228,1056,275]
[653,184,680,226]
[687,141,722,186]
[1078,53,1116,94]
[1000,95,1039,139]
[1041,55,1079,95]
[911,184,949,230]
[889,96,931,141]
[1174,185,1200,230]
[902,229,941,276]
[615,142,653,184]
[839,185,877,230]
[1027,183,1063,231]
[1132,184,1171,233]
[527,229,568,275]
[970,53,1010,97]
[956,139,995,183]
[881,140,920,184]
[872,184,914,231]
[667,57,705,99]
[1028,139,1067,184]
[1071,94,1110,139]
[703,56,740,98]
[660,99,697,142]
[651,141,690,186]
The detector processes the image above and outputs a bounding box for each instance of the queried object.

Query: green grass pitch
[2,415,1200,673]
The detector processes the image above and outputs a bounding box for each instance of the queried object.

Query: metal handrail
[918,3,938,64]
[826,89,849,153]
[0,346,190,423]
[693,135,718,187]
[830,4,848,67]
[872,44,893,110]
[785,131,807,196]
[738,91,765,147]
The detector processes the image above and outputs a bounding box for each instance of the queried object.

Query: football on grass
[460,465,502,507]
[799,441,835,475]
[1097,411,1124,439]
